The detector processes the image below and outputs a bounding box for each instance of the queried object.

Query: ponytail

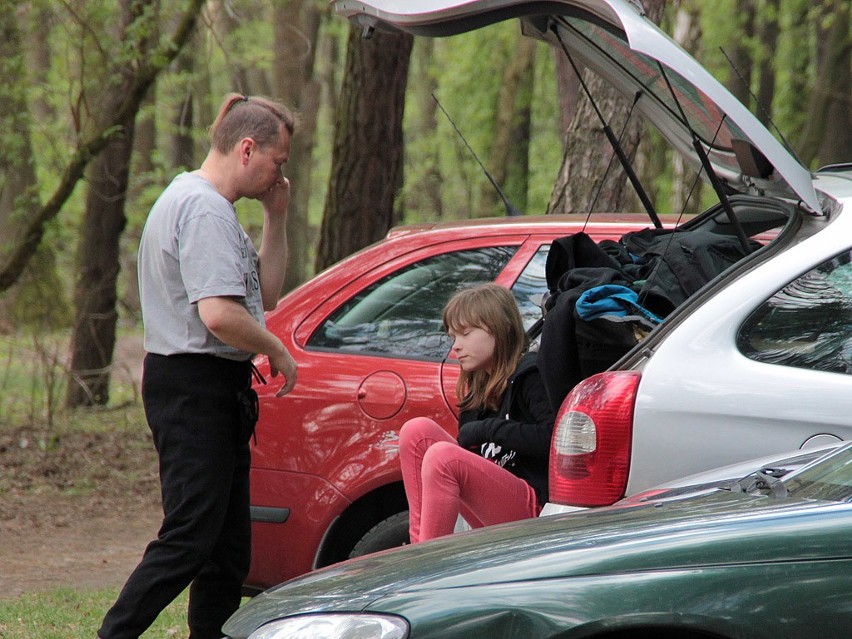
[209,93,296,153]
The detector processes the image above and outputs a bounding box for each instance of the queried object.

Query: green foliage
[528,47,561,214]
[402,22,562,222]
[772,0,816,149]
[697,0,817,155]
[0,246,72,333]
[431,23,514,218]
[0,587,190,639]
[8,0,846,333]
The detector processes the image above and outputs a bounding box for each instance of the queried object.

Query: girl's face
[448,324,496,373]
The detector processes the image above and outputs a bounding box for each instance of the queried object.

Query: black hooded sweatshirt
[456,351,555,506]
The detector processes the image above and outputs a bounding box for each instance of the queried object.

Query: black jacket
[456,351,555,506]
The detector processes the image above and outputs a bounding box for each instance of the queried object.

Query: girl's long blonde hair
[442,283,527,412]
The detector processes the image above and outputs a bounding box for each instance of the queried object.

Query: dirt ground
[0,335,163,600]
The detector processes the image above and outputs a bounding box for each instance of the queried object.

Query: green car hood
[224,494,852,636]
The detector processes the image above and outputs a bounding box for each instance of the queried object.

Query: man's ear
[240,138,255,165]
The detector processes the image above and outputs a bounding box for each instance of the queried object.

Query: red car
[245,214,650,591]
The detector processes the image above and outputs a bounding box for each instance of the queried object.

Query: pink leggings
[399,417,539,543]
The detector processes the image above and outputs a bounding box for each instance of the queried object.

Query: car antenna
[551,25,663,229]
[432,93,523,217]
[655,61,753,254]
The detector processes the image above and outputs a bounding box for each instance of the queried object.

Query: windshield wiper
[729,469,789,499]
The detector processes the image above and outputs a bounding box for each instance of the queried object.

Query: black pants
[99,353,254,639]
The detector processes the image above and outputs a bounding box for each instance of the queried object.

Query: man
[98,94,297,639]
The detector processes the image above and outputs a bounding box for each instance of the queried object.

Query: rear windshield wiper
[729,469,789,499]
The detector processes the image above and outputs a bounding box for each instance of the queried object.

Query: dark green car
[223,442,852,639]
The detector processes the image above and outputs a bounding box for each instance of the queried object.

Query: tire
[348,511,410,559]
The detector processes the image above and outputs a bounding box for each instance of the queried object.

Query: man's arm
[197,296,297,396]
[257,178,290,311]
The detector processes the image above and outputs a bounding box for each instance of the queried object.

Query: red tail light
[548,371,640,507]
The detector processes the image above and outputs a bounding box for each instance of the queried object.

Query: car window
[308,246,517,360]
[737,250,852,374]
[511,245,548,329]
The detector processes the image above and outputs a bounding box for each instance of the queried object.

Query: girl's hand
[457,421,485,450]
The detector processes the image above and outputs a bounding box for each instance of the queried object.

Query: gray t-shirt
[138,172,265,360]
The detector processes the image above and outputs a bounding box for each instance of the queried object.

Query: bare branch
[0,0,206,292]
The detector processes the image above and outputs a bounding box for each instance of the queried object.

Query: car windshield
[783,445,852,503]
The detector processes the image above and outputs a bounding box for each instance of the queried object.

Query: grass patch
[0,587,189,639]
[0,326,143,431]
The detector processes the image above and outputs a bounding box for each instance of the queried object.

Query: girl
[399,283,555,543]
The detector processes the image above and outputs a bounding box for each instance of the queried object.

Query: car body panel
[248,469,350,589]
[332,0,820,212]
[224,444,852,638]
[235,495,850,600]
[625,206,852,492]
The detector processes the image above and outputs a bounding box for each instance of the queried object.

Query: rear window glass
[784,445,852,503]
[737,250,852,374]
[556,14,750,178]
[511,245,549,329]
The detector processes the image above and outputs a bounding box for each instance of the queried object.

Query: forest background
[0,0,850,423]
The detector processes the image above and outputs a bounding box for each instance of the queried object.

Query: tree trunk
[66,122,134,407]
[315,25,413,271]
[0,4,38,262]
[798,0,851,166]
[670,0,704,216]
[194,8,214,152]
[799,0,850,166]
[784,1,812,148]
[818,0,851,165]
[547,1,664,216]
[0,2,49,332]
[318,25,340,134]
[122,82,158,320]
[134,86,158,177]
[171,49,196,170]
[477,34,536,217]
[727,0,756,109]
[756,0,780,127]
[66,0,148,407]
[553,49,582,147]
[274,0,322,292]
[24,3,55,124]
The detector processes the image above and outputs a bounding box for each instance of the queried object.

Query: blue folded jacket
[575,284,663,324]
